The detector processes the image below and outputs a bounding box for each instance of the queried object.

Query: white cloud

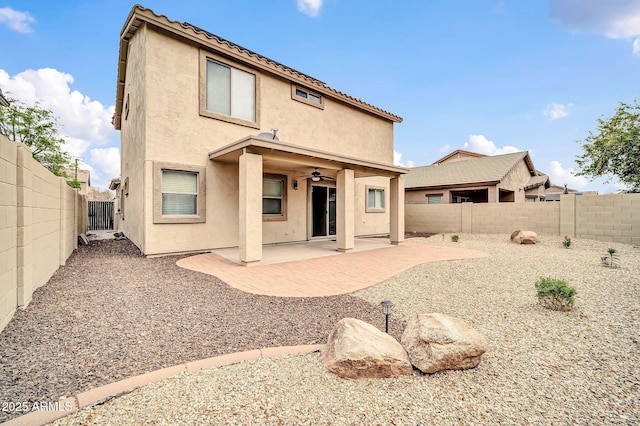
[547,160,588,189]
[0,7,35,34]
[0,68,118,188]
[439,144,451,153]
[89,148,121,186]
[63,137,91,160]
[550,0,640,53]
[634,37,640,55]
[297,0,323,17]
[463,134,520,156]
[394,151,414,168]
[544,102,573,120]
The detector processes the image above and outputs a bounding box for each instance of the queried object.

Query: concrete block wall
[406,204,461,233]
[575,193,640,244]
[1,135,85,332]
[470,203,560,235]
[0,136,18,332]
[405,194,639,244]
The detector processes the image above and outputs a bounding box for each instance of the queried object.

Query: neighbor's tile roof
[405,151,530,189]
[524,174,550,190]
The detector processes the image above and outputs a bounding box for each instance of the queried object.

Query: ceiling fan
[299,167,335,182]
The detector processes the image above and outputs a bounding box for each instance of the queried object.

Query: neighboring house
[405,149,549,204]
[0,88,9,107]
[65,168,91,196]
[113,5,406,261]
[545,184,598,201]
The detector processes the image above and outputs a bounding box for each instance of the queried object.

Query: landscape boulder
[322,318,413,379]
[510,229,540,244]
[401,313,487,374]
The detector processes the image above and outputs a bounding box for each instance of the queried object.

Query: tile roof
[114,5,402,129]
[524,174,550,190]
[0,88,9,107]
[432,149,487,164]
[405,151,532,189]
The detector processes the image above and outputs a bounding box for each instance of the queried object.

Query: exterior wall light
[381,300,394,333]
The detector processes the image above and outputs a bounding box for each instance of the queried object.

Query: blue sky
[1,0,639,192]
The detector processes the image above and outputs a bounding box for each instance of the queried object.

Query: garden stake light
[381,300,394,333]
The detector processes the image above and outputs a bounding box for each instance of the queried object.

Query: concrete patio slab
[177,239,489,297]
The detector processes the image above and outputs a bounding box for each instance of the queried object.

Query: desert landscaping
[22,233,635,425]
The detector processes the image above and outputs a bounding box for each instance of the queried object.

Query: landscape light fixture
[381,300,394,333]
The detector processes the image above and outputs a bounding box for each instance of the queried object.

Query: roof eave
[406,181,500,191]
[209,136,408,177]
[113,5,402,128]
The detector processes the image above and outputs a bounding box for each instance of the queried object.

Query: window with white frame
[205,58,256,123]
[263,174,287,221]
[366,186,385,212]
[153,162,206,224]
[291,84,324,109]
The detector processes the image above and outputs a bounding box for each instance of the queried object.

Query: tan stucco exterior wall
[120,25,397,255]
[355,176,390,236]
[498,161,534,202]
[119,24,148,252]
[405,194,639,244]
[0,135,84,333]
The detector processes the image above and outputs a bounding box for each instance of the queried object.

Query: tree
[575,100,640,193]
[0,97,72,177]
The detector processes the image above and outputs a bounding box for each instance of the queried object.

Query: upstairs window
[200,52,260,128]
[292,84,324,109]
[206,60,256,122]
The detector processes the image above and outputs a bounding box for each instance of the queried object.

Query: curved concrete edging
[3,344,325,426]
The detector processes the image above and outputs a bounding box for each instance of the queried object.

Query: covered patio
[209,136,408,265]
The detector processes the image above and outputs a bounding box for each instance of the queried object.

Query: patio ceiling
[209,136,408,179]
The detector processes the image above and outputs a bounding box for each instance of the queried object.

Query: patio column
[239,151,262,265]
[389,175,405,245]
[336,168,354,252]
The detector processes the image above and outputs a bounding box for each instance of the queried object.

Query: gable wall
[498,160,532,202]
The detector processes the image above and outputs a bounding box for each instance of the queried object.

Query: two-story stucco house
[113,5,406,263]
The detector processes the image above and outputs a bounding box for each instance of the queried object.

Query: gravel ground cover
[0,239,398,423]
[52,234,639,425]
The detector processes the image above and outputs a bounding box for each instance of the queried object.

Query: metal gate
[88,201,114,231]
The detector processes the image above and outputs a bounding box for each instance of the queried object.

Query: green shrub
[535,277,576,311]
[562,235,571,248]
[451,234,459,242]
[601,248,619,268]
